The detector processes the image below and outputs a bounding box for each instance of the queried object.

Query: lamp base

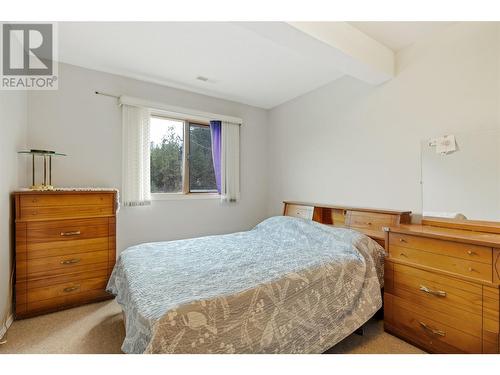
[30,184,55,191]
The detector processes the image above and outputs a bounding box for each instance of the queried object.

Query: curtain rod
[95,91,119,99]
[95,91,243,124]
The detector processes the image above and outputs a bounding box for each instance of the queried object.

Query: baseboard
[0,314,14,341]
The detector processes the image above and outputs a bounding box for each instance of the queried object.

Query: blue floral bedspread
[107,216,384,353]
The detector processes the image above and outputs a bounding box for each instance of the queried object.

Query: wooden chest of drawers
[384,218,500,353]
[13,190,117,319]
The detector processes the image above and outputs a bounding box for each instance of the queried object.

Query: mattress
[107,216,385,353]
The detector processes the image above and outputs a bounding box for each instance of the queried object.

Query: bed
[107,216,385,354]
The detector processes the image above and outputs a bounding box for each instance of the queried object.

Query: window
[150,115,218,196]
[188,123,217,192]
[121,97,241,206]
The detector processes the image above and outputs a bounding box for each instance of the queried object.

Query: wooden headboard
[283,201,411,248]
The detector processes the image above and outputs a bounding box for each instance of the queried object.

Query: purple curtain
[210,120,222,193]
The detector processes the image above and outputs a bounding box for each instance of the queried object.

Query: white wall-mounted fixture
[428,135,457,155]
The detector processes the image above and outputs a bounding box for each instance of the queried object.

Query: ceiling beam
[240,22,395,85]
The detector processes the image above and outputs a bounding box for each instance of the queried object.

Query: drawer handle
[419,321,446,337]
[60,258,81,265]
[420,285,447,297]
[468,267,477,273]
[60,230,81,237]
[365,222,372,226]
[399,252,407,257]
[399,238,407,243]
[63,286,80,293]
[466,250,476,256]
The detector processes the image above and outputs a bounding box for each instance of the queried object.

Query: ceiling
[57,22,451,109]
[58,22,346,109]
[349,22,453,51]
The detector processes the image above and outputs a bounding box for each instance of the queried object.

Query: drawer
[27,276,108,303]
[27,237,109,259]
[20,204,114,221]
[17,267,109,292]
[388,294,482,353]
[25,289,111,317]
[390,246,492,283]
[347,211,399,232]
[390,233,492,264]
[285,204,314,220]
[391,264,482,335]
[24,250,109,278]
[27,218,109,243]
[20,193,113,208]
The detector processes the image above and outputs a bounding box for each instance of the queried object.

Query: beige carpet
[0,300,424,354]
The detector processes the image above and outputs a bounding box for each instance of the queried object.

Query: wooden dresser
[13,190,117,319]
[283,201,411,248]
[384,217,500,353]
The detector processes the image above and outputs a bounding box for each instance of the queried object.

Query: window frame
[187,122,219,194]
[149,112,219,200]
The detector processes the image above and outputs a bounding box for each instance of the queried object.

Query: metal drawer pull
[399,238,407,243]
[399,252,407,257]
[60,258,81,265]
[60,230,81,236]
[419,285,447,297]
[466,250,476,256]
[419,321,446,337]
[365,222,372,225]
[63,286,80,293]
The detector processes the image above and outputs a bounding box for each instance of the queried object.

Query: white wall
[267,22,500,217]
[27,63,269,252]
[0,91,27,334]
[421,130,500,221]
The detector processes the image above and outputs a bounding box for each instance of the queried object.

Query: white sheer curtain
[221,121,240,202]
[121,103,151,206]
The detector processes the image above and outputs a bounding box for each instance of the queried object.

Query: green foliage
[150,126,183,193]
[150,124,217,193]
[189,125,217,192]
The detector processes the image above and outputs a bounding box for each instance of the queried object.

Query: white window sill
[151,193,220,201]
